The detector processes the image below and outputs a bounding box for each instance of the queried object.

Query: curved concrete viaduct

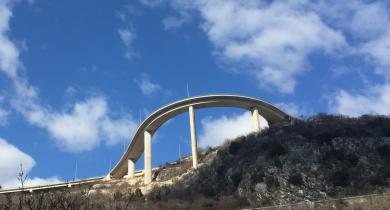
[0,94,293,193]
[109,94,293,184]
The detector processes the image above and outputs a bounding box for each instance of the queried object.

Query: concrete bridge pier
[189,106,198,169]
[125,159,135,178]
[144,130,152,185]
[251,107,261,132]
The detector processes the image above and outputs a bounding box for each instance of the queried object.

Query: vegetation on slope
[148,114,390,208]
[1,114,390,209]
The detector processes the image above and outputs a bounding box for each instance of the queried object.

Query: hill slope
[1,114,390,209]
[148,114,390,208]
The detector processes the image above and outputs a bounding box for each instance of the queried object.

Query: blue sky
[1,0,390,188]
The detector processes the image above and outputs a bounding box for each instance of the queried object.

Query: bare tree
[17,163,28,190]
[16,163,29,210]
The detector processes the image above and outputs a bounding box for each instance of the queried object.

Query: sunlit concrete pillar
[189,106,198,169]
[144,130,152,185]
[251,107,261,132]
[125,159,135,179]
[104,174,111,181]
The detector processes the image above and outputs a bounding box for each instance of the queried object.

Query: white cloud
[0,2,22,128]
[162,12,191,30]
[0,95,9,125]
[3,177,61,189]
[117,5,138,60]
[163,0,390,114]
[118,28,136,59]
[0,2,138,152]
[101,115,136,145]
[310,1,390,112]
[0,137,60,189]
[316,1,390,113]
[330,83,390,117]
[312,1,389,39]
[13,96,137,152]
[135,73,162,96]
[349,2,389,40]
[0,137,35,186]
[0,2,20,79]
[312,1,390,78]
[0,107,9,125]
[140,0,164,8]
[166,0,346,93]
[275,102,311,118]
[361,31,390,77]
[199,112,268,148]
[118,28,135,47]
[343,1,390,78]
[47,98,105,151]
[164,0,390,94]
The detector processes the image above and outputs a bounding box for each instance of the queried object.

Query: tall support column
[144,130,152,185]
[189,106,198,169]
[126,159,135,178]
[251,107,261,132]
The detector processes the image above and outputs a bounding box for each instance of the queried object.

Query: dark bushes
[266,141,288,158]
[288,173,303,186]
[330,170,350,187]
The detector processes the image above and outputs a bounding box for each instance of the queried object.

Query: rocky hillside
[2,114,390,210]
[148,114,390,208]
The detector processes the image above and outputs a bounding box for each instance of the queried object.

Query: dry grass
[154,156,193,182]
[249,192,390,210]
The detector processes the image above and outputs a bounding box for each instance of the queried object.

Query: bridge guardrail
[0,170,144,194]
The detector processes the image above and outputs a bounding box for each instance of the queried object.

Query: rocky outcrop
[152,115,390,207]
